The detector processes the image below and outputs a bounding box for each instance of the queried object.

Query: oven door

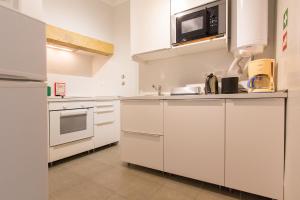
[175,9,208,43]
[49,108,94,146]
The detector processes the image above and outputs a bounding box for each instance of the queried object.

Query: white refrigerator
[0,6,48,200]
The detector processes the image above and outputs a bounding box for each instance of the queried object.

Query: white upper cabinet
[171,0,216,14]
[130,0,171,56]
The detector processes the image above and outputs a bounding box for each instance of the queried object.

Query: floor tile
[49,144,272,200]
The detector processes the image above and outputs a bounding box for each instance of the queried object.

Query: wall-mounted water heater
[231,0,269,57]
[228,0,269,74]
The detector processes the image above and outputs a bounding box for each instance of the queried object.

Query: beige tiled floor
[49,144,270,200]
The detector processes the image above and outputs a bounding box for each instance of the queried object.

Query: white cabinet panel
[0,82,48,200]
[94,123,119,148]
[225,99,285,200]
[121,132,163,171]
[130,0,171,55]
[171,0,215,14]
[93,101,120,149]
[0,6,46,81]
[121,100,164,135]
[49,138,94,162]
[164,100,225,186]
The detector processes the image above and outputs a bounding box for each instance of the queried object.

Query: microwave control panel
[207,6,219,35]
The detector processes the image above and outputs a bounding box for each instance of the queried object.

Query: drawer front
[94,111,115,125]
[121,131,163,171]
[121,100,163,135]
[94,123,119,148]
[94,101,114,113]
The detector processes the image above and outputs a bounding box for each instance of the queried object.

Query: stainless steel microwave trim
[171,0,226,46]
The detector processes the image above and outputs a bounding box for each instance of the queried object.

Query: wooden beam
[46,25,114,56]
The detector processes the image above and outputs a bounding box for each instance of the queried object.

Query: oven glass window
[60,114,87,135]
[181,16,204,34]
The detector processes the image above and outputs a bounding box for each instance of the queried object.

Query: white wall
[43,0,138,97]
[47,48,94,77]
[139,49,234,93]
[43,0,113,42]
[0,0,43,20]
[19,0,43,20]
[92,1,138,96]
[276,0,300,200]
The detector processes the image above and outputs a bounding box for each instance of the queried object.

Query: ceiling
[98,0,128,7]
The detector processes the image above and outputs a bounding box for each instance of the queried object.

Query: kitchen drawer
[121,100,163,135]
[94,122,119,148]
[48,101,95,110]
[94,111,115,125]
[94,101,114,113]
[121,131,163,171]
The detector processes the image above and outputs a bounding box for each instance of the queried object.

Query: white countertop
[121,92,288,100]
[48,96,120,102]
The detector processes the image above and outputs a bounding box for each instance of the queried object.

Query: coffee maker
[248,59,275,93]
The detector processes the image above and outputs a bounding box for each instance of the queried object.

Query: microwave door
[176,9,207,43]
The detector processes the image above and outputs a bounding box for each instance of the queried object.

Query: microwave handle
[60,110,88,117]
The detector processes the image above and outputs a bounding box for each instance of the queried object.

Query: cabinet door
[171,0,216,14]
[164,100,225,186]
[225,99,285,200]
[130,0,171,55]
[121,100,163,135]
[121,132,163,171]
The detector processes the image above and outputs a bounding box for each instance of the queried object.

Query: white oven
[49,102,94,147]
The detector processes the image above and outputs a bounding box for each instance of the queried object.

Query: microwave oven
[171,0,226,46]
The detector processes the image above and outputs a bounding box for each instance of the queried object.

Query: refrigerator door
[0,6,46,81]
[0,81,48,200]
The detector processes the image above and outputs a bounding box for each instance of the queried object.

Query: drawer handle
[95,121,114,126]
[95,105,113,108]
[95,109,114,114]
[122,131,162,137]
[60,110,87,117]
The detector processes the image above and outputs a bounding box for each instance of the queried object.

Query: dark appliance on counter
[205,73,219,94]
[171,0,226,46]
[221,77,239,94]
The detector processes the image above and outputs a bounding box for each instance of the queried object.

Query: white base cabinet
[120,97,286,199]
[93,100,120,149]
[164,100,225,186]
[121,132,163,171]
[225,99,285,200]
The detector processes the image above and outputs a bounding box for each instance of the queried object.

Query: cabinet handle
[95,121,114,126]
[95,105,113,108]
[122,131,162,137]
[60,110,87,117]
[167,99,223,102]
[95,109,114,114]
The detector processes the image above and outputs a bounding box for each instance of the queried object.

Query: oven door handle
[60,110,88,117]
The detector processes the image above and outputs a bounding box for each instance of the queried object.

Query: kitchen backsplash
[139,49,234,93]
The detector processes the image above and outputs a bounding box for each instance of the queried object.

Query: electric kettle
[205,73,219,94]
